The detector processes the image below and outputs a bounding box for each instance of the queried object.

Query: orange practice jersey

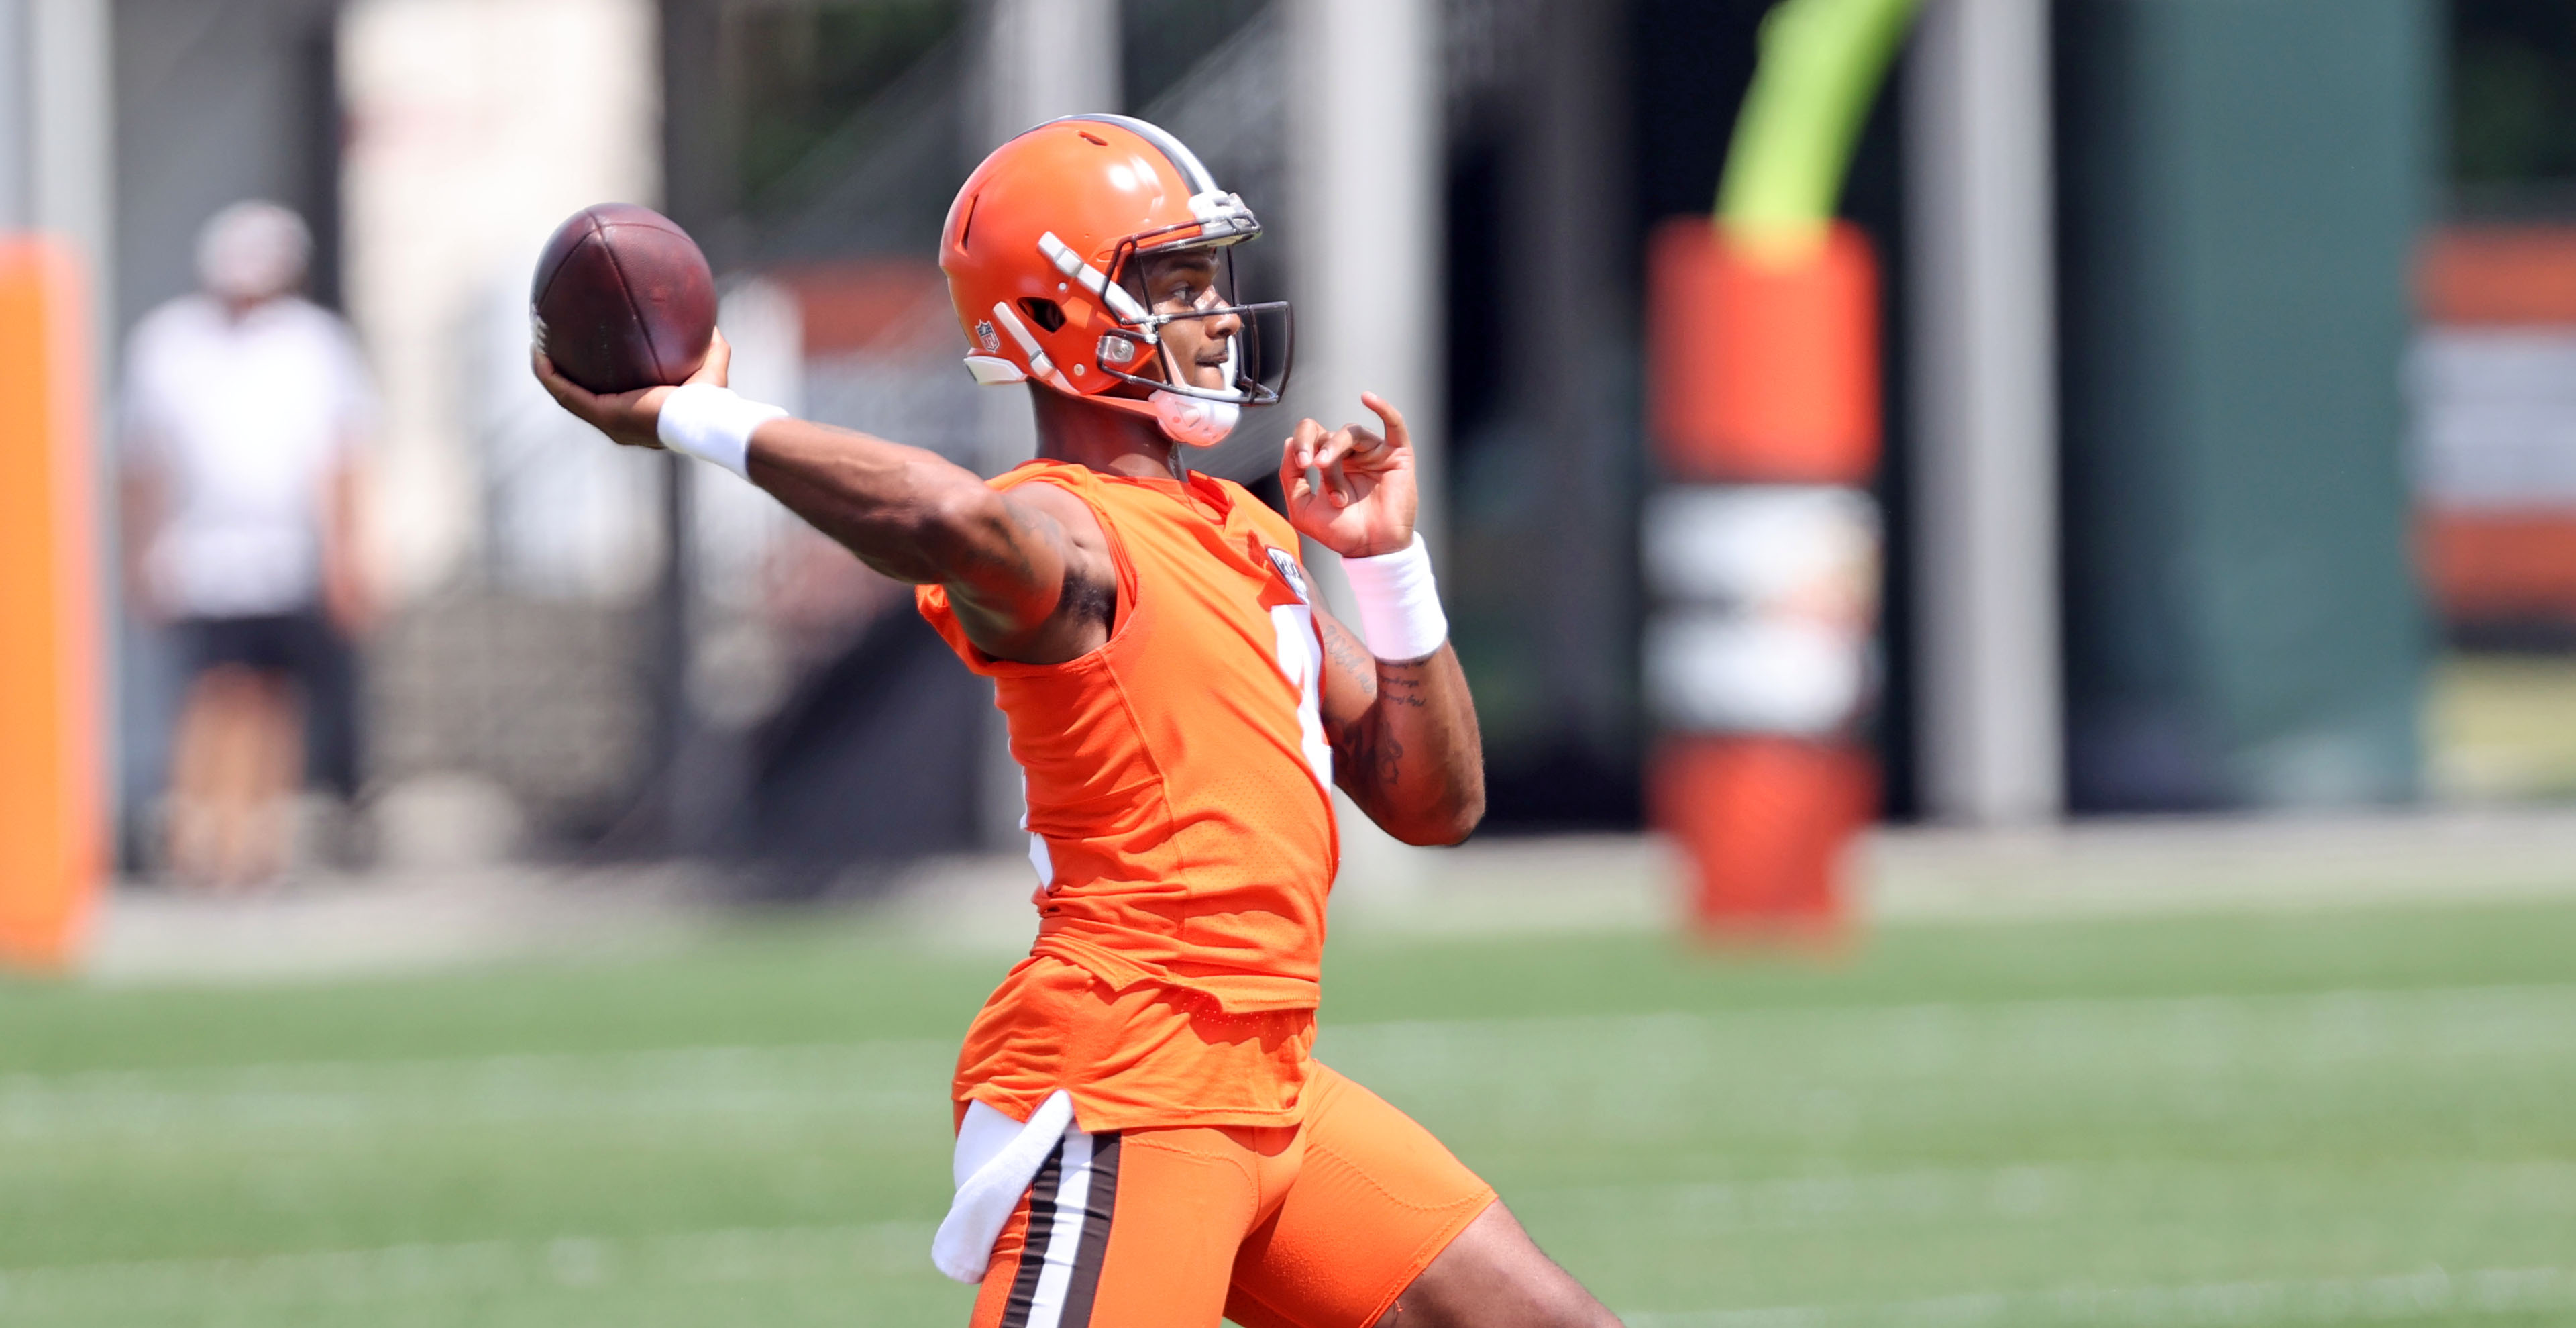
[918,461,1340,1131]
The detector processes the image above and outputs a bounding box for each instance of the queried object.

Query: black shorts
[172,611,362,795]
[178,611,333,682]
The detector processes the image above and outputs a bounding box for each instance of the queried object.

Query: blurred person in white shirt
[121,201,377,890]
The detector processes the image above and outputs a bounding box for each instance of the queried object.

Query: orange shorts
[967,1063,1496,1328]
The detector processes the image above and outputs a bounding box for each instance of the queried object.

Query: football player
[538,114,1620,1328]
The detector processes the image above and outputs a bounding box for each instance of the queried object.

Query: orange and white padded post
[1642,219,1881,938]
[0,238,103,970]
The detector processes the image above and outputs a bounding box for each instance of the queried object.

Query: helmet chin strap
[1148,391,1240,446]
[1144,322,1244,446]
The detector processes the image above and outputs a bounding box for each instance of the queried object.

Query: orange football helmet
[939,114,1289,446]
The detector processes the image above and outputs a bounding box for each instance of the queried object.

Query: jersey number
[1271,605,1332,793]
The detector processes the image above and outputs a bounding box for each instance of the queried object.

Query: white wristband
[1340,534,1448,662]
[655,383,786,481]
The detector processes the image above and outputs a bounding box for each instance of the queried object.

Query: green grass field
[7,895,2576,1327]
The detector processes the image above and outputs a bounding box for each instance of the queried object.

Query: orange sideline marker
[0,239,101,971]
[1646,219,1880,937]
[1648,220,1878,486]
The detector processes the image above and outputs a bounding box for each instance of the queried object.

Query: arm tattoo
[1320,623,1436,808]
[1333,713,1403,797]
[1319,617,1377,703]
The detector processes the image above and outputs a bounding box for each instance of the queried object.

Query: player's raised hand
[534,327,733,450]
[1280,391,1417,558]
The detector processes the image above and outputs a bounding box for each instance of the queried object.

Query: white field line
[1316,983,2576,1075]
[0,1037,961,1095]
[9,983,2576,1139]
[0,1039,958,1137]
[1521,1160,2576,1233]
[1542,1164,2090,1229]
[1623,1266,2576,1328]
[0,1221,940,1314]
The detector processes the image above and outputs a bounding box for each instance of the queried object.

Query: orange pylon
[0,238,103,970]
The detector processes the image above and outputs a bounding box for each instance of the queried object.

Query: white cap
[195,201,311,302]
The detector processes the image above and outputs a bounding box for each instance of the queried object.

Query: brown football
[531,203,717,394]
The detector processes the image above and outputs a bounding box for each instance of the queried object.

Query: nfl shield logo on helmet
[1266,548,1309,605]
[975,319,1000,352]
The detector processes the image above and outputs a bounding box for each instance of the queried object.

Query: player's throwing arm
[533,333,1120,669]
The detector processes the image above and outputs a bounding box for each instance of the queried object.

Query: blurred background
[0,0,2561,879]
[26,0,2576,885]
[6,0,2576,1324]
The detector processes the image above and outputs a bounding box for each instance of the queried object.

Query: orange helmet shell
[940,115,1258,401]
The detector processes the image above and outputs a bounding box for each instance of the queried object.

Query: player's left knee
[1396,1201,1624,1328]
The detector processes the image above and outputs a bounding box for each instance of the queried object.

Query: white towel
[932,1090,1077,1283]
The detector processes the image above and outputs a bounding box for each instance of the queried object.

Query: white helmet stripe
[990,301,1063,384]
[1037,231,1083,278]
[1037,230,1148,323]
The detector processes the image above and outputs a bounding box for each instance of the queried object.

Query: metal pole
[1286,0,1441,554]
[29,0,114,852]
[1904,0,2064,825]
[981,0,1120,150]
[30,0,111,262]
[0,0,27,232]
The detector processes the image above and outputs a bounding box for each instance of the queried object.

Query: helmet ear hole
[1016,297,1066,333]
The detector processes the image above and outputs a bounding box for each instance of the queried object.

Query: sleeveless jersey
[916,462,1340,1130]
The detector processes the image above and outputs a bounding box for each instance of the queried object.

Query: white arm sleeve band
[1340,534,1449,662]
[655,383,786,482]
